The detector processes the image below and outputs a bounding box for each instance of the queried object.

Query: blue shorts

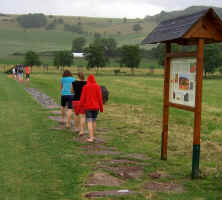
[85,110,98,122]
[61,95,73,109]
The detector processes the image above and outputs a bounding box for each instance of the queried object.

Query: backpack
[100,85,109,104]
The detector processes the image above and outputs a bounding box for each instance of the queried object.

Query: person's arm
[79,86,86,107]
[97,86,103,112]
[60,79,63,92]
[71,82,75,94]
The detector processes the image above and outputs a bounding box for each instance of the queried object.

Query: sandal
[78,132,84,136]
[87,138,94,143]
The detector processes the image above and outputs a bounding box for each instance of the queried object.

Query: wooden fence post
[161,42,171,160]
[192,39,204,178]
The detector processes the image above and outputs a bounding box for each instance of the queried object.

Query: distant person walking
[17,65,24,81]
[60,70,75,128]
[12,67,16,79]
[15,66,18,80]
[25,65,30,80]
[72,72,87,135]
[80,74,103,142]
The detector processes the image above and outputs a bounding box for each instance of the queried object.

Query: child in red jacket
[80,74,103,142]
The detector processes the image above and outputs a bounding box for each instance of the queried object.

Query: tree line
[24,36,142,73]
[22,32,222,76]
[16,13,143,34]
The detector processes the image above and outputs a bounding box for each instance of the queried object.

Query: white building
[72,53,84,58]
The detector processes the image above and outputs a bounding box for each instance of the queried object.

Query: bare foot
[74,129,80,133]
[66,124,71,129]
[87,138,94,142]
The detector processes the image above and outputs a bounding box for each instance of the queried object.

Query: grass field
[1,68,222,199]
[0,14,156,63]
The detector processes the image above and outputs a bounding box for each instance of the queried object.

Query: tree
[72,37,86,52]
[120,45,141,74]
[54,51,73,71]
[96,38,117,57]
[17,14,47,28]
[64,24,83,34]
[94,32,101,39]
[84,41,108,70]
[57,18,64,24]
[219,67,222,75]
[45,20,57,30]
[204,44,222,77]
[132,23,143,32]
[123,17,127,23]
[24,51,41,67]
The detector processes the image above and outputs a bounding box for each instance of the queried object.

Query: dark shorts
[26,74,30,79]
[85,110,98,122]
[61,95,73,109]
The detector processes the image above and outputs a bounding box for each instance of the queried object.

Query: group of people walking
[12,64,30,81]
[60,70,103,142]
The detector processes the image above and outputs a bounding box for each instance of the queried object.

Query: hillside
[1,5,222,64]
[0,14,156,63]
[145,6,222,23]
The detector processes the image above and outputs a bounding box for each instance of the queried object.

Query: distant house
[72,53,84,58]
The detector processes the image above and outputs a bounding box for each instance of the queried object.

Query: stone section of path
[48,115,74,128]
[50,110,61,115]
[99,165,144,180]
[149,171,170,179]
[73,134,107,145]
[86,171,124,187]
[25,88,59,109]
[85,190,136,198]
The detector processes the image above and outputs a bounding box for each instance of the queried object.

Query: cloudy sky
[1,0,222,18]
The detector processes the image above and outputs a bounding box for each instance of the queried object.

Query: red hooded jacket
[80,74,103,112]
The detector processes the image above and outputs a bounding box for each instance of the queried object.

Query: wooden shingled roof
[142,8,222,45]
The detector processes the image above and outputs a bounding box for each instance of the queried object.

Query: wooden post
[192,39,204,179]
[161,42,171,160]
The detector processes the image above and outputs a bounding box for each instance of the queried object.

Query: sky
[1,0,222,19]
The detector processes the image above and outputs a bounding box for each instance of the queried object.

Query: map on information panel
[169,58,197,108]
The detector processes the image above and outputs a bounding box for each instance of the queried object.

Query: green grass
[0,73,90,199]
[1,70,222,199]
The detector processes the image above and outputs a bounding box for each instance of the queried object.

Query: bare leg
[79,114,86,135]
[66,109,72,127]
[92,121,96,135]
[74,114,80,132]
[61,106,65,124]
[87,121,94,141]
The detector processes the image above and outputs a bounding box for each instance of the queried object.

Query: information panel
[169,58,197,107]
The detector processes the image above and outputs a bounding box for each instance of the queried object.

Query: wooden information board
[169,58,196,108]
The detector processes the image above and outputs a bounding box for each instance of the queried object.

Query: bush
[46,21,56,30]
[64,23,83,33]
[17,13,47,28]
